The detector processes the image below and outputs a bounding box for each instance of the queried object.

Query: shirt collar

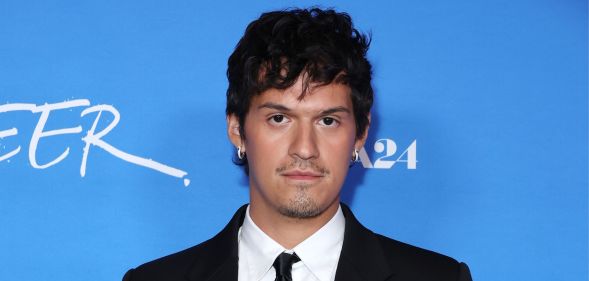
[239,205,345,281]
[240,206,285,281]
[292,205,345,281]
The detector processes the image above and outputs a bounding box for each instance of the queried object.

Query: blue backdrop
[0,1,587,280]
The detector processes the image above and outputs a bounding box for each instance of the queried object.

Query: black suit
[123,204,472,281]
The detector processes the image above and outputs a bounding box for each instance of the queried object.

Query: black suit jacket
[123,204,472,281]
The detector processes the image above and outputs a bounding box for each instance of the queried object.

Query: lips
[281,170,324,180]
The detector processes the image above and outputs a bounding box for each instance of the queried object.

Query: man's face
[228,77,369,219]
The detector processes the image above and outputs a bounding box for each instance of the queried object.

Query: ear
[226,114,244,150]
[354,112,371,151]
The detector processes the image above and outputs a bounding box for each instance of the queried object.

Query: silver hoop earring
[237,146,245,160]
[353,149,360,162]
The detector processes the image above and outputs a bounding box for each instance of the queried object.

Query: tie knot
[272,252,301,281]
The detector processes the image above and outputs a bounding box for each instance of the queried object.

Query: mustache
[275,158,330,175]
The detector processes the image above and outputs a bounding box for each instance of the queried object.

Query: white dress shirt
[238,205,345,281]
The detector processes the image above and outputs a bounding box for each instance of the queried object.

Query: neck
[248,198,340,249]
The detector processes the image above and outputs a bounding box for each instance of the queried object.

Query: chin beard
[277,185,323,218]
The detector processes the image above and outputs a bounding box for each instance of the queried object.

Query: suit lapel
[335,204,395,281]
[185,204,247,281]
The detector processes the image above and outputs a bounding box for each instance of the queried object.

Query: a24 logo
[359,139,417,169]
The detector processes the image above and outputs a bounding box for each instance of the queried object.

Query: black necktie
[272,252,301,281]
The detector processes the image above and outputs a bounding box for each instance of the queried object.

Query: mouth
[280,170,324,181]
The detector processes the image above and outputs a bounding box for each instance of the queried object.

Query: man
[123,8,472,281]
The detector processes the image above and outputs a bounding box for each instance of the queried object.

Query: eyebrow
[321,106,351,115]
[257,102,351,115]
[257,102,291,112]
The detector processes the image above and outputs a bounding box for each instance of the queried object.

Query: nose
[288,122,319,160]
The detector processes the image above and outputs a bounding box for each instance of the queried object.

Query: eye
[319,117,339,127]
[273,115,284,122]
[268,114,288,124]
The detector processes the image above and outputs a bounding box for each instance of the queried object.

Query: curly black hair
[226,7,373,166]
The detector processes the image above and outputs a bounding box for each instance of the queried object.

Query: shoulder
[122,205,246,281]
[339,204,470,280]
[376,233,458,267]
[374,233,471,280]
[122,241,211,281]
